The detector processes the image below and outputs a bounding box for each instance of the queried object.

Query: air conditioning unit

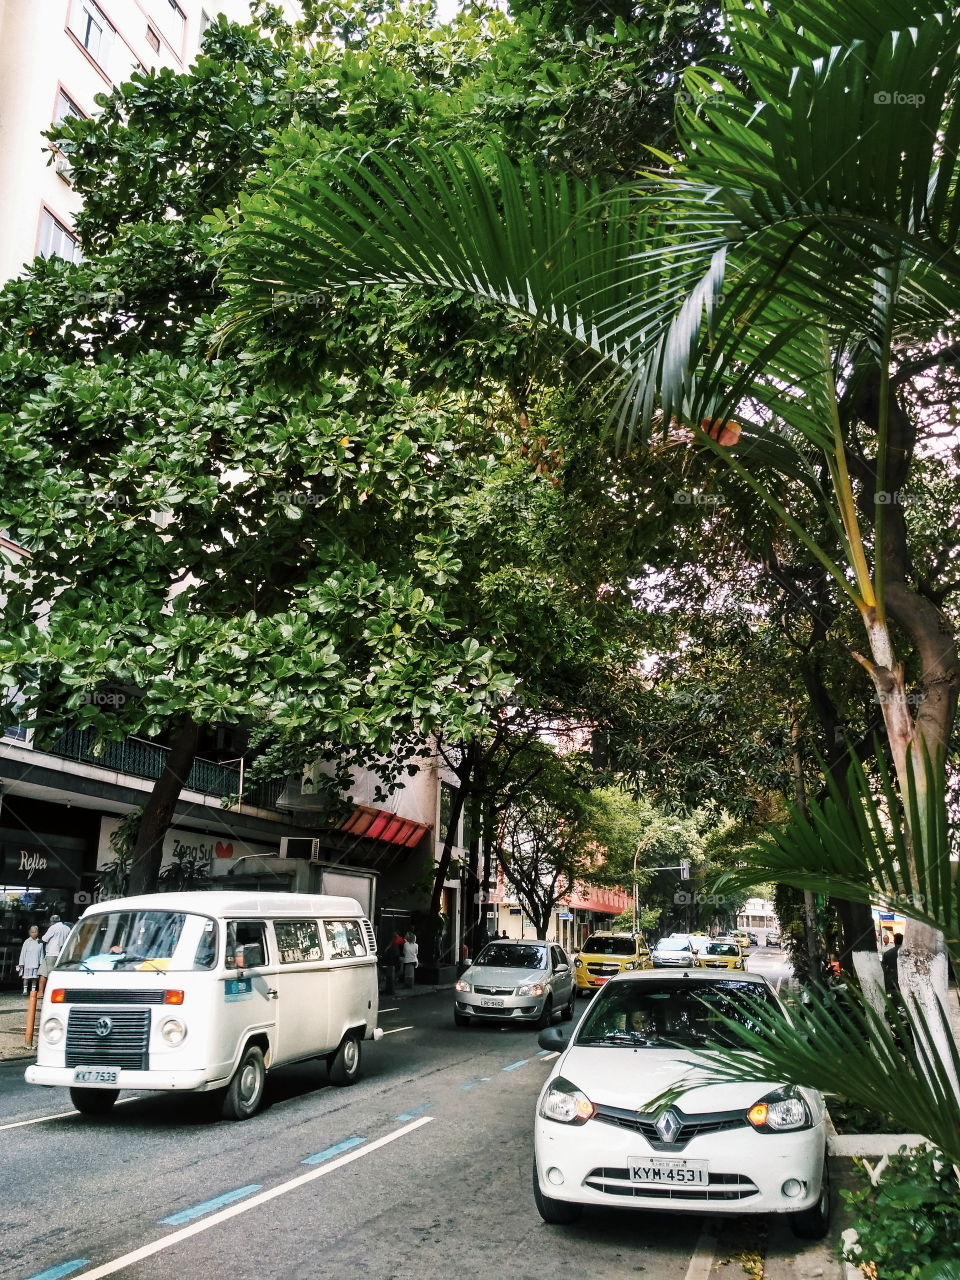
[279,837,321,861]
[54,153,73,181]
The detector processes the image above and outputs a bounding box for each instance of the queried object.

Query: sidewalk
[0,988,38,1062]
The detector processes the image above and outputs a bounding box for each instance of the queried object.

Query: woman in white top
[17,925,44,995]
[401,931,419,988]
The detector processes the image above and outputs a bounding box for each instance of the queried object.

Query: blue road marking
[302,1136,366,1165]
[460,1076,491,1090]
[159,1184,263,1225]
[503,1058,529,1071]
[394,1101,433,1121]
[23,1262,91,1280]
[536,1049,552,1057]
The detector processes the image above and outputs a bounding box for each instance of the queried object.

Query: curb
[840,1228,861,1280]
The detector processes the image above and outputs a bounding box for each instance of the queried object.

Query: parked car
[651,936,701,968]
[700,941,747,971]
[533,970,830,1237]
[766,931,782,947]
[746,932,760,946]
[454,939,575,1028]
[573,933,652,995]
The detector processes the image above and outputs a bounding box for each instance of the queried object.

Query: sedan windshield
[576,980,780,1048]
[655,938,692,952]
[705,943,740,956]
[57,910,217,972]
[475,943,546,970]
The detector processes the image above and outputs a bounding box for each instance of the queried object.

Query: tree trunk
[127,718,200,896]
[427,743,475,964]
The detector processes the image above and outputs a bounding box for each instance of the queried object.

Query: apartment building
[0,0,300,282]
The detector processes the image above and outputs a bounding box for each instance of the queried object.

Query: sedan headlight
[454,979,472,993]
[517,981,545,996]
[42,1017,64,1045]
[160,1017,187,1047]
[747,1085,813,1132]
[539,1076,596,1125]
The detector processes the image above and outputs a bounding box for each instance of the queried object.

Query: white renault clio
[533,970,830,1237]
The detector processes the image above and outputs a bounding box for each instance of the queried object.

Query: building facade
[0,0,298,282]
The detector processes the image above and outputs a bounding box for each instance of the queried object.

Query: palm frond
[712,742,959,949]
[652,984,960,1166]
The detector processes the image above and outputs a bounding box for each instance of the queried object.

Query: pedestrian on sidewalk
[17,925,43,995]
[402,931,419,989]
[391,929,406,985]
[40,915,71,978]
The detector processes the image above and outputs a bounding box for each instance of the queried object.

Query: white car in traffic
[533,970,830,1237]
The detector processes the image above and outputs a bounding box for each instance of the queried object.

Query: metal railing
[46,728,285,811]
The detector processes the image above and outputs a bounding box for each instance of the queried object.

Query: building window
[69,1,115,70]
[146,25,160,53]
[38,210,81,263]
[54,89,83,126]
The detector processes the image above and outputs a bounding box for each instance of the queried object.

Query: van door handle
[268,988,279,999]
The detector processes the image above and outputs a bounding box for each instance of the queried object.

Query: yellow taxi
[573,932,652,994]
[699,939,747,970]
[733,931,752,950]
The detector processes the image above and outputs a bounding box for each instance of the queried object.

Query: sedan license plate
[73,1067,119,1085]
[480,998,504,1007]
[629,1158,708,1186]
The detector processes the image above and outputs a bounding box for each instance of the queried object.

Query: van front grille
[60,989,165,1005]
[65,1008,150,1069]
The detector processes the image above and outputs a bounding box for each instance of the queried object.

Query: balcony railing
[45,728,286,811]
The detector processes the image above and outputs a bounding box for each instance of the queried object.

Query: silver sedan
[454,940,576,1028]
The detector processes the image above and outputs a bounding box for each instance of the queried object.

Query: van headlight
[42,1017,64,1045]
[747,1085,813,1132]
[539,1077,595,1125]
[160,1017,187,1047]
[517,981,545,996]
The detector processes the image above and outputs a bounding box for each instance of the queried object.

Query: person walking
[17,925,43,995]
[401,931,419,989]
[40,914,72,978]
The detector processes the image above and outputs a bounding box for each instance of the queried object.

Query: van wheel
[328,1032,361,1086]
[221,1044,266,1120]
[533,1159,582,1224]
[70,1087,118,1115]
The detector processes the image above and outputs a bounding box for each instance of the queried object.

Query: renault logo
[94,1017,113,1038]
[655,1109,681,1143]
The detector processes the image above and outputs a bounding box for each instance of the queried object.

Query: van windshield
[57,911,217,972]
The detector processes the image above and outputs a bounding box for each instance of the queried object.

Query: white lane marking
[66,1117,434,1280]
[380,1025,414,1036]
[0,1096,142,1132]
[683,1222,717,1280]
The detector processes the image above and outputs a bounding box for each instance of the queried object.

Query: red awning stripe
[338,805,431,849]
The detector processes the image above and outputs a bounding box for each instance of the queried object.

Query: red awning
[338,806,430,849]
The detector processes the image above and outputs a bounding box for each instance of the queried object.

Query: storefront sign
[1,830,84,888]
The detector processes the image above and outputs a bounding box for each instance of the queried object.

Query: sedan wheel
[534,996,553,1030]
[791,1157,831,1239]
[560,991,576,1022]
[532,1160,582,1225]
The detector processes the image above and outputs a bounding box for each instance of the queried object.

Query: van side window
[225,921,268,969]
[323,919,367,959]
[274,920,324,964]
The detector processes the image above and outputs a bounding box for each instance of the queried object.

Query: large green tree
[212,0,960,1156]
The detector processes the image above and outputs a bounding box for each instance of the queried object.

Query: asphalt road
[0,948,794,1280]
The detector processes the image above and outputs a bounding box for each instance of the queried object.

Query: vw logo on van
[94,1017,113,1038]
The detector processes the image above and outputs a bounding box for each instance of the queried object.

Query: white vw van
[25,891,381,1120]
